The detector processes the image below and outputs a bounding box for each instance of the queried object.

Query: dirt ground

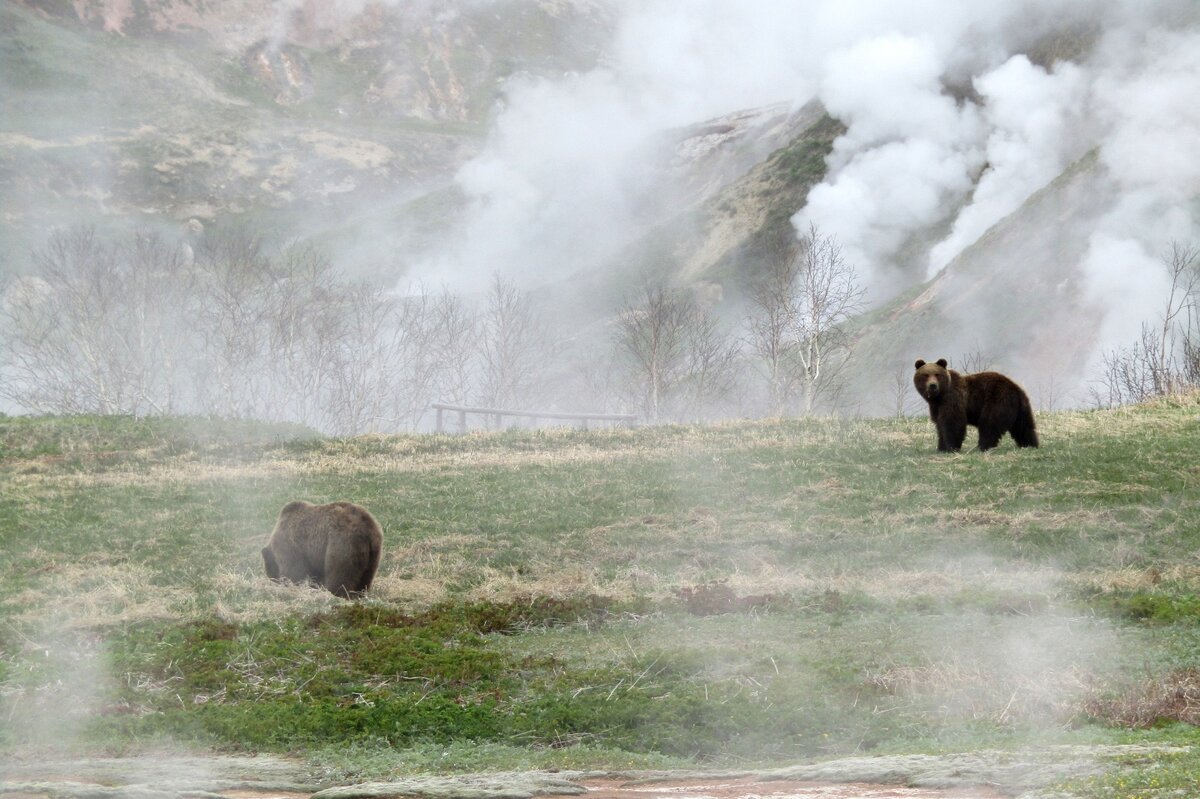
[578,775,1003,799]
[0,775,1001,799]
[0,745,1186,799]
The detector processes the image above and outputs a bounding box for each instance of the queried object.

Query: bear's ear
[936,358,948,368]
[914,359,925,369]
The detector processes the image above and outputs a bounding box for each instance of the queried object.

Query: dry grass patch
[3,459,296,490]
[946,508,1014,527]
[866,659,1095,725]
[3,563,198,629]
[1070,565,1200,595]
[790,476,855,500]
[207,570,345,622]
[1082,669,1200,728]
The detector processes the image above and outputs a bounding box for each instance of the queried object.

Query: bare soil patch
[0,746,1186,799]
[580,776,1002,799]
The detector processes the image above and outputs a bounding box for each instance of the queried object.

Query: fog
[421,0,1199,394]
[3,0,1200,421]
[3,5,1194,786]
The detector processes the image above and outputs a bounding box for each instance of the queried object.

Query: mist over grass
[0,395,1198,790]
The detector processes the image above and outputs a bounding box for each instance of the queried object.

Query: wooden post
[457,409,466,434]
[436,406,444,434]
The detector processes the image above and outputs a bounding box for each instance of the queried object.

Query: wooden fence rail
[431,403,637,434]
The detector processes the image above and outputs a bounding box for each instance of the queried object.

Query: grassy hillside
[1,398,1199,794]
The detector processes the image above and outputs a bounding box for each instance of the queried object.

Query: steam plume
[431,0,1199,377]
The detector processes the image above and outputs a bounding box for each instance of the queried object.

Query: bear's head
[913,358,951,401]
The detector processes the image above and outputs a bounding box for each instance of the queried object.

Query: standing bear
[262,500,383,598]
[913,358,1039,452]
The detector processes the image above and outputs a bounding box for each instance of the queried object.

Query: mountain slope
[841,151,1115,414]
[0,1,613,275]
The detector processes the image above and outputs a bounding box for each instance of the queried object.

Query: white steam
[798,32,985,297]
[926,55,1089,276]
[1078,24,1200,352]
[422,0,1199,380]
[797,0,1200,337]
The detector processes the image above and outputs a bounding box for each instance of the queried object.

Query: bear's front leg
[938,417,966,451]
[935,419,956,452]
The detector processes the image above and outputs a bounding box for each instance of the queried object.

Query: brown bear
[913,358,1039,452]
[262,500,383,598]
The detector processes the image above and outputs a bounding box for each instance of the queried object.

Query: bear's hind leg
[1011,411,1039,448]
[976,428,1002,451]
[324,548,374,599]
[322,563,360,599]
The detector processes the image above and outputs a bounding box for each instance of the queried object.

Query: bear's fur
[262,500,383,598]
[913,358,1039,452]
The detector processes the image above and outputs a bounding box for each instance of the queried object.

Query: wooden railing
[430,403,637,434]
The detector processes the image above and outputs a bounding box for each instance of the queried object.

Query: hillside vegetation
[1,398,1199,794]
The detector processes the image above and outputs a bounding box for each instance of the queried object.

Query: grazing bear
[913,358,1039,452]
[262,500,383,598]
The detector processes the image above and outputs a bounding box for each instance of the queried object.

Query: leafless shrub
[187,233,353,430]
[1094,242,1199,407]
[891,368,920,417]
[745,229,804,416]
[614,282,692,423]
[317,283,485,434]
[954,347,994,374]
[265,242,348,429]
[676,299,742,421]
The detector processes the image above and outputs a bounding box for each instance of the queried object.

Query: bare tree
[191,229,275,419]
[744,230,804,416]
[793,224,866,414]
[0,228,193,416]
[614,282,692,423]
[325,283,404,435]
[955,348,994,374]
[744,223,865,416]
[677,300,742,421]
[393,291,449,431]
[477,275,550,414]
[266,243,348,429]
[123,231,198,414]
[614,281,739,423]
[891,367,918,418]
[431,289,479,415]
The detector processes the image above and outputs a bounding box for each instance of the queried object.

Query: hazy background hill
[2,0,1199,420]
[1,0,613,273]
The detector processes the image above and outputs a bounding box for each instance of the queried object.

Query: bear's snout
[924,380,941,398]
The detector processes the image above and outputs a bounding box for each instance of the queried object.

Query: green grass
[1,396,1199,792]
